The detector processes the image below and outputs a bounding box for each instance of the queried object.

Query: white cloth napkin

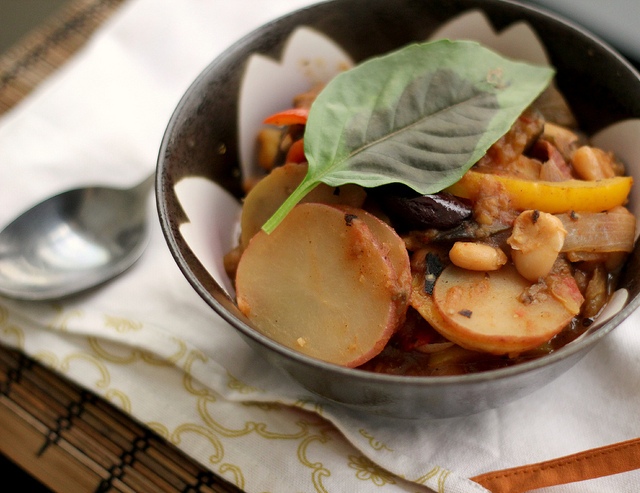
[1,1,640,492]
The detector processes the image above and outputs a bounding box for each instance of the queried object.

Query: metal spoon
[0,173,155,301]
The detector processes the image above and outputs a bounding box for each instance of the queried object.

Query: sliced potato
[432,263,575,355]
[235,202,406,367]
[410,280,456,337]
[409,248,458,335]
[240,163,366,249]
[336,205,412,317]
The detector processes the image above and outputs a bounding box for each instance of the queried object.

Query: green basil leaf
[262,39,555,233]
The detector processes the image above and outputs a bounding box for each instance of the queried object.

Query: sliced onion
[558,210,636,253]
[532,139,574,182]
[582,265,608,319]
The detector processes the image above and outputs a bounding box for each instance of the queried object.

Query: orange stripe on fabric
[471,436,640,492]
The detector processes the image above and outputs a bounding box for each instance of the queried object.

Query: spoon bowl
[0,174,155,301]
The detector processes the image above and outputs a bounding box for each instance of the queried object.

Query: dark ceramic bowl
[157,0,640,418]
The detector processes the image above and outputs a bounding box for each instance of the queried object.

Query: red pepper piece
[263,108,309,126]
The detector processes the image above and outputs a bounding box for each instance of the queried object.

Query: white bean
[508,210,567,282]
[449,242,507,271]
[572,146,615,180]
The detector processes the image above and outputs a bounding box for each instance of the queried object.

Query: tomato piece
[285,139,306,163]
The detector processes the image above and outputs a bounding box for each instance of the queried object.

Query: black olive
[373,185,473,231]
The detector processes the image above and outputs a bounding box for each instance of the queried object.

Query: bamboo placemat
[0,1,243,491]
[0,0,122,115]
[0,344,243,492]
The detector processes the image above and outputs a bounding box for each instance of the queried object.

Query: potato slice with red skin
[335,205,412,319]
[409,248,461,336]
[235,202,406,367]
[432,263,576,355]
[240,163,366,249]
[411,279,457,336]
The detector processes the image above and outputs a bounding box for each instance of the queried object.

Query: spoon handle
[133,172,156,196]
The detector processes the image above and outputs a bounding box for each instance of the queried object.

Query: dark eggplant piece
[402,221,512,251]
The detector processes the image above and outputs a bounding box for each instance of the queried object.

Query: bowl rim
[157,0,640,388]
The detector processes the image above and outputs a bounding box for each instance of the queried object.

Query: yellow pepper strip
[445,170,633,213]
